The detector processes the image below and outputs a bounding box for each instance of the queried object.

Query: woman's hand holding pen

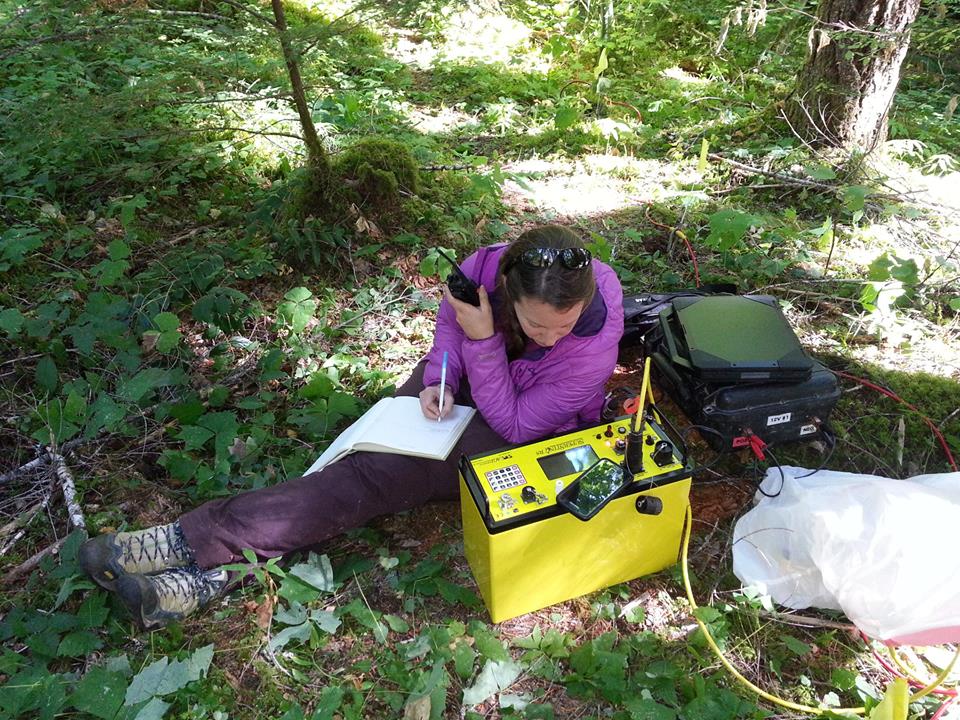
[419,384,454,420]
[424,285,492,420]
[443,285,494,340]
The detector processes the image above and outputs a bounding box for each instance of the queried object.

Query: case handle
[659,307,692,370]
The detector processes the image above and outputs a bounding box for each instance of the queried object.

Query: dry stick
[0,499,46,541]
[2,536,68,585]
[0,456,46,486]
[48,452,86,533]
[422,163,475,172]
[0,486,53,558]
[707,153,835,191]
[177,125,304,142]
[0,28,111,61]
[216,0,277,27]
[7,339,257,484]
[162,93,292,107]
[143,8,231,21]
[0,528,28,558]
[708,183,797,195]
[0,437,84,486]
[760,609,856,632]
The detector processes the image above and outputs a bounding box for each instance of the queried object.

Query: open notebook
[304,396,476,475]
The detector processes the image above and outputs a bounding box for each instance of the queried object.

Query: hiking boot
[115,565,229,630]
[79,521,194,591]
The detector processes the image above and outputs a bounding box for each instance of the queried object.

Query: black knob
[521,486,538,504]
[636,496,664,515]
[652,440,674,467]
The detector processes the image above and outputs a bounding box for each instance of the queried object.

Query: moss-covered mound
[333,137,420,207]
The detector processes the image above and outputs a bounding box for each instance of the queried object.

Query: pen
[437,351,448,422]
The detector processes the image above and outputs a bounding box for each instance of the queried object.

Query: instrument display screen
[536,445,599,481]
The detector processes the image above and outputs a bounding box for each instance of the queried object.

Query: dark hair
[496,225,596,360]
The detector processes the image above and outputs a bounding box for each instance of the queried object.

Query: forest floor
[2,2,959,719]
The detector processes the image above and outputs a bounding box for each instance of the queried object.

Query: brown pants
[179,361,506,569]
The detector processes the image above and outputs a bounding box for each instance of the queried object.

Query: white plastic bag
[732,466,960,645]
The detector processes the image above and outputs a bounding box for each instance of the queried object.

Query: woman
[79,225,624,629]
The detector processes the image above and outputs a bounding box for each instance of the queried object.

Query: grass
[1,0,958,718]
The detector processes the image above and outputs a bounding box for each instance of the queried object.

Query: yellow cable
[889,646,929,687]
[680,504,960,714]
[888,645,958,693]
[636,357,652,427]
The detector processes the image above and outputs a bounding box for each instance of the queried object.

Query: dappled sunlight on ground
[495,145,960,380]
[398,100,481,135]
[389,30,445,71]
[502,154,701,218]
[204,90,304,160]
[880,143,960,213]
[825,153,960,378]
[386,8,549,72]
[660,65,712,85]
[441,8,546,69]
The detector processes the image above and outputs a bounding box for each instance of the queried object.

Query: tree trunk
[270,0,329,173]
[785,0,921,151]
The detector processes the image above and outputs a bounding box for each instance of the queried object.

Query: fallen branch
[0,456,47,486]
[0,437,84,486]
[0,28,110,61]
[760,608,857,632]
[179,125,304,142]
[0,528,28,558]
[707,153,835,191]
[159,92,292,107]
[2,536,68,585]
[48,452,86,533]
[216,0,277,28]
[422,163,475,172]
[143,7,231,21]
[0,486,52,558]
[2,357,271,488]
[0,498,46,542]
[707,182,798,195]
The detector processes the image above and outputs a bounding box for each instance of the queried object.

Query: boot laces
[152,567,197,605]
[152,565,224,607]
[119,522,193,567]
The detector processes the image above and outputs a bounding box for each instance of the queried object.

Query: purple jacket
[423,244,624,443]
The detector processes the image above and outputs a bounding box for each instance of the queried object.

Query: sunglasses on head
[506,247,592,273]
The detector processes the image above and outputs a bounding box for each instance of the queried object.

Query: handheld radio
[436,249,481,306]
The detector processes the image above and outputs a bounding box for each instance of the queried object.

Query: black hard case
[651,353,841,450]
[659,295,814,383]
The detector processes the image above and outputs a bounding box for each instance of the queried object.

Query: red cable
[870,644,958,720]
[862,632,957,697]
[747,433,767,461]
[833,370,958,472]
[677,231,701,288]
[644,206,701,287]
[932,696,957,720]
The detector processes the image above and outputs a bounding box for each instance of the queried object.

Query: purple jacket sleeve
[463,334,620,444]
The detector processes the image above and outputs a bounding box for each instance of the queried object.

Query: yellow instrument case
[459,411,691,623]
